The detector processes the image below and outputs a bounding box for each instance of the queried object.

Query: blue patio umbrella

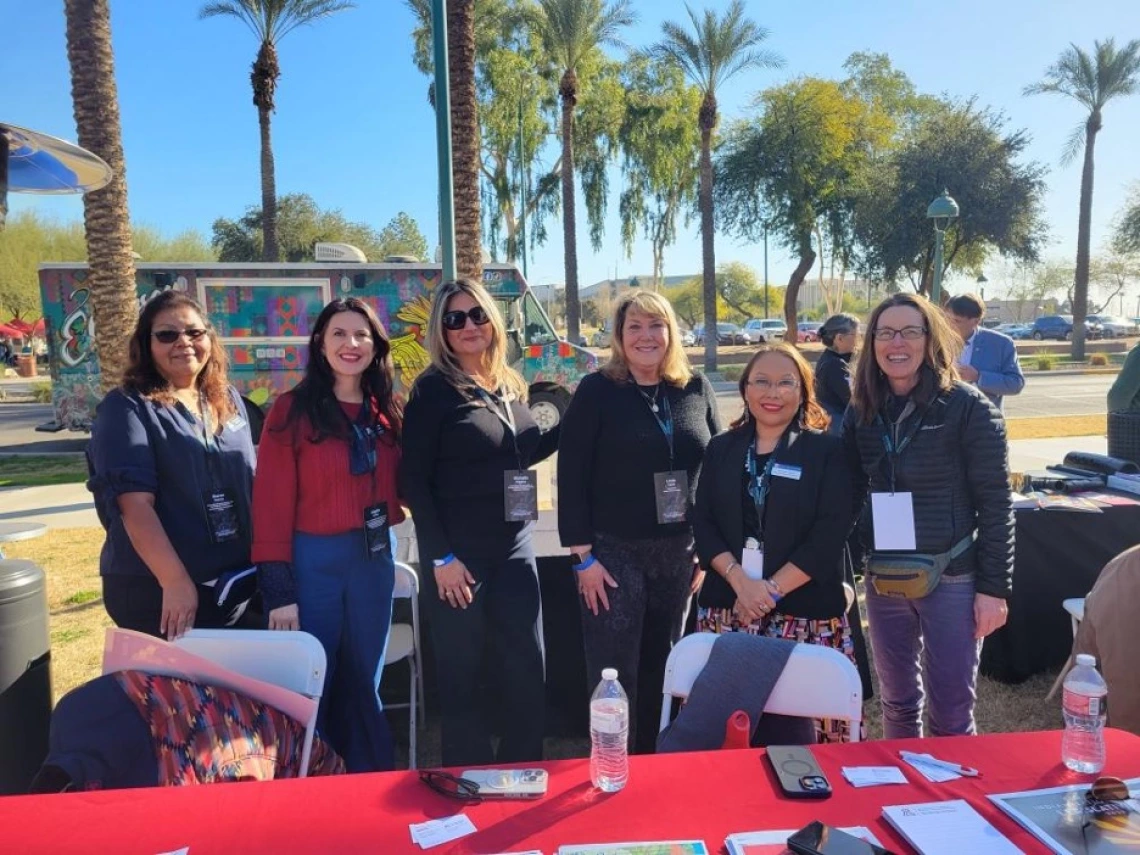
[1,122,112,228]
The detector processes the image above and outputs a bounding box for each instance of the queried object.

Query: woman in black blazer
[692,343,858,742]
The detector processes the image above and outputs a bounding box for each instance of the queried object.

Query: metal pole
[763,227,769,319]
[518,93,527,279]
[931,227,946,305]
[431,0,456,281]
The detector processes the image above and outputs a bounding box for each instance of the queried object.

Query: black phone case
[767,745,833,799]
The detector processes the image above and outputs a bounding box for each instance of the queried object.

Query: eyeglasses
[418,770,482,801]
[152,328,208,344]
[1081,776,1135,853]
[442,306,491,331]
[873,326,927,342]
[747,377,800,395]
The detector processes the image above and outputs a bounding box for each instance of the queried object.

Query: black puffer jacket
[843,380,1014,599]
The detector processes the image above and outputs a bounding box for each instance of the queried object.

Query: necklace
[637,382,661,414]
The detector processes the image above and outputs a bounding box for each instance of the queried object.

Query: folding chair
[659,632,864,742]
[1063,598,1086,640]
[384,561,424,769]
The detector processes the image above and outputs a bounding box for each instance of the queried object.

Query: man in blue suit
[946,293,1025,411]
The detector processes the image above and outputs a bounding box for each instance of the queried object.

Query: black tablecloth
[980,503,1140,684]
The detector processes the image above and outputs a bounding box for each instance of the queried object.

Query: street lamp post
[763,226,769,319]
[926,189,959,305]
[976,273,988,302]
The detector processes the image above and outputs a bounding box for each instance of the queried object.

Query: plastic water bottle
[1062,653,1108,773]
[590,668,629,792]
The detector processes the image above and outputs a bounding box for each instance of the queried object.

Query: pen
[899,750,981,778]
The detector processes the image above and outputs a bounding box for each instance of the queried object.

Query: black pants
[422,532,546,767]
[102,574,253,639]
[582,531,694,755]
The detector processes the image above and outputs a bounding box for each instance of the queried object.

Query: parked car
[591,324,612,347]
[696,322,746,345]
[1087,315,1138,337]
[996,323,1033,340]
[796,321,822,343]
[680,328,696,347]
[742,318,788,344]
[1030,315,1102,341]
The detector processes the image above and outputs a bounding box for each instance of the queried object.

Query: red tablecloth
[4,729,1139,854]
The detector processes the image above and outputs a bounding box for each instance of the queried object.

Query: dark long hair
[122,290,237,428]
[730,343,829,432]
[281,297,402,443]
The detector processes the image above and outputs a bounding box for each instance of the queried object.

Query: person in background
[252,297,404,772]
[845,293,1013,738]
[1108,339,1140,413]
[399,278,558,767]
[945,293,1024,410]
[693,344,858,742]
[814,313,861,434]
[558,290,720,754]
[88,290,256,641]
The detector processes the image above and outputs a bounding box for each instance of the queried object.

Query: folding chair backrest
[174,629,326,700]
[393,562,419,600]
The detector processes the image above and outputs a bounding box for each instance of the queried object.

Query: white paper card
[741,545,765,580]
[882,800,1023,855]
[409,814,477,849]
[900,752,962,783]
[871,492,917,550]
[841,766,909,788]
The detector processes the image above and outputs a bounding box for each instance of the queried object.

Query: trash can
[15,354,37,378]
[0,559,52,795]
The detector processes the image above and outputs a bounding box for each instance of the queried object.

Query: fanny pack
[867,534,975,599]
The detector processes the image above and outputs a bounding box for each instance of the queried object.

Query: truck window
[522,291,557,346]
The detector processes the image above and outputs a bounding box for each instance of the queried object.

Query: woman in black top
[399,278,558,767]
[814,313,860,435]
[558,290,720,754]
[692,343,857,742]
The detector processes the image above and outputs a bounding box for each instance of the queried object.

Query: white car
[742,318,788,344]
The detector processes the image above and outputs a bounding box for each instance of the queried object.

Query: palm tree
[447,0,483,279]
[651,0,781,373]
[200,0,355,263]
[536,0,636,345]
[1025,38,1140,360]
[64,0,138,392]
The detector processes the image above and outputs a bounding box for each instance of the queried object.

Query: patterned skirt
[695,607,861,744]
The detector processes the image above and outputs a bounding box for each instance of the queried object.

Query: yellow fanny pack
[867,535,975,599]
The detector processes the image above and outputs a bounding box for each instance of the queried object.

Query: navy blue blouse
[87,388,256,583]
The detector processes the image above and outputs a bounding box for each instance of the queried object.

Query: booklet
[557,843,709,855]
[725,826,884,855]
[990,778,1140,854]
[881,800,1023,854]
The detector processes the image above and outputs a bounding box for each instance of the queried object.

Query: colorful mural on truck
[38,263,596,430]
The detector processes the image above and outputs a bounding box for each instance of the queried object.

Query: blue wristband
[573,553,597,572]
[433,553,456,568]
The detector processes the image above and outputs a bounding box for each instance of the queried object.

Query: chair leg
[409,661,418,770]
[414,652,426,730]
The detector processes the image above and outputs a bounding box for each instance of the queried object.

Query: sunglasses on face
[152,328,208,344]
[442,306,491,331]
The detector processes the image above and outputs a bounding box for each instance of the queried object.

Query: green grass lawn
[0,455,88,487]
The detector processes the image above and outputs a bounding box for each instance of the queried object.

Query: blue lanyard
[747,445,776,513]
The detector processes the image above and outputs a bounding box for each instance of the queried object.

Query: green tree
[536,0,636,346]
[1112,184,1140,255]
[715,261,766,321]
[649,0,781,373]
[200,0,356,263]
[1025,38,1140,359]
[376,212,430,260]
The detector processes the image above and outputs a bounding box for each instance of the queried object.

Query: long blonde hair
[601,290,693,387]
[425,278,528,400]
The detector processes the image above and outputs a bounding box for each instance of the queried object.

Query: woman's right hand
[731,575,778,624]
[435,558,476,609]
[268,604,300,631]
[160,574,198,641]
[578,558,619,616]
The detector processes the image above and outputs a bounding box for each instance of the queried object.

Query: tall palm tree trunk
[699,96,717,373]
[64,0,137,393]
[0,133,8,229]
[448,0,483,280]
[1072,117,1099,361]
[252,40,280,263]
[560,72,580,345]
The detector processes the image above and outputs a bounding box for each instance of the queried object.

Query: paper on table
[409,814,477,849]
[841,766,909,787]
[155,850,189,855]
[882,800,1023,855]
[900,752,961,783]
[871,492,917,550]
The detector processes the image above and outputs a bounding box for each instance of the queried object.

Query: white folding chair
[102,627,326,777]
[1063,598,1086,640]
[384,561,424,769]
[659,632,864,742]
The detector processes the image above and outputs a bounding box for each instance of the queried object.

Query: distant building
[580,274,694,301]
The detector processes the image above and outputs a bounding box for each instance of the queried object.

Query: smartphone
[766,745,833,799]
[787,821,893,855]
[459,768,549,799]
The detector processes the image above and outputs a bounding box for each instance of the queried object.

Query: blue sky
[2,0,1138,299]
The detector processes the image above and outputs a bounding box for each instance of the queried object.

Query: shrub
[1089,353,1109,367]
[32,381,53,403]
[721,365,744,382]
[1034,353,1056,371]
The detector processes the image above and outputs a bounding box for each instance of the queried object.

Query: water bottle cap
[1076,654,1097,668]
[602,668,618,681]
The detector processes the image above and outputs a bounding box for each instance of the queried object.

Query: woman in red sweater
[252,297,403,772]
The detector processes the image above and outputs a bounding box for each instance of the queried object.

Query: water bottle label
[592,710,625,735]
[1064,687,1107,718]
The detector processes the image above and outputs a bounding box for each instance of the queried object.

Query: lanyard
[637,383,675,467]
[876,401,925,492]
[341,398,381,478]
[184,391,225,490]
[478,388,524,469]
[746,429,793,542]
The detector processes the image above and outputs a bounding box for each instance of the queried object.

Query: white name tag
[871,492,917,551]
[742,544,765,580]
[771,463,802,481]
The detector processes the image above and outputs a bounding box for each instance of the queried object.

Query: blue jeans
[293,530,395,772]
[864,573,980,738]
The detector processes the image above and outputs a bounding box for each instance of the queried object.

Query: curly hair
[730,343,830,432]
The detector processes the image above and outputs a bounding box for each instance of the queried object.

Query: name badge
[363,502,390,560]
[871,492,917,551]
[225,415,248,433]
[203,488,240,544]
[742,543,765,580]
[504,470,538,522]
[771,463,802,481]
[654,470,690,524]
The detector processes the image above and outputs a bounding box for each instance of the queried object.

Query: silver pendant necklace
[638,382,661,413]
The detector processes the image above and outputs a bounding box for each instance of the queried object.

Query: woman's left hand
[974,593,1009,639]
[689,565,706,595]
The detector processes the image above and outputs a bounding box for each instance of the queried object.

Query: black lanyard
[637,383,675,468]
[746,429,794,541]
[183,391,225,490]
[478,388,524,470]
[341,398,381,477]
[876,402,925,492]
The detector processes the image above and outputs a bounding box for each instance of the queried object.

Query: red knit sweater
[252,392,404,563]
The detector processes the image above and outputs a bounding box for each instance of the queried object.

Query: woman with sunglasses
[692,344,858,742]
[845,293,1012,739]
[252,297,404,772]
[88,289,256,641]
[558,290,720,755]
[400,278,559,767]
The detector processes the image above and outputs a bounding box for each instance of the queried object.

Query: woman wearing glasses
[399,278,559,767]
[692,344,858,742]
[845,293,1012,739]
[88,290,256,641]
[558,290,720,754]
[252,297,404,771]
[815,313,860,434]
